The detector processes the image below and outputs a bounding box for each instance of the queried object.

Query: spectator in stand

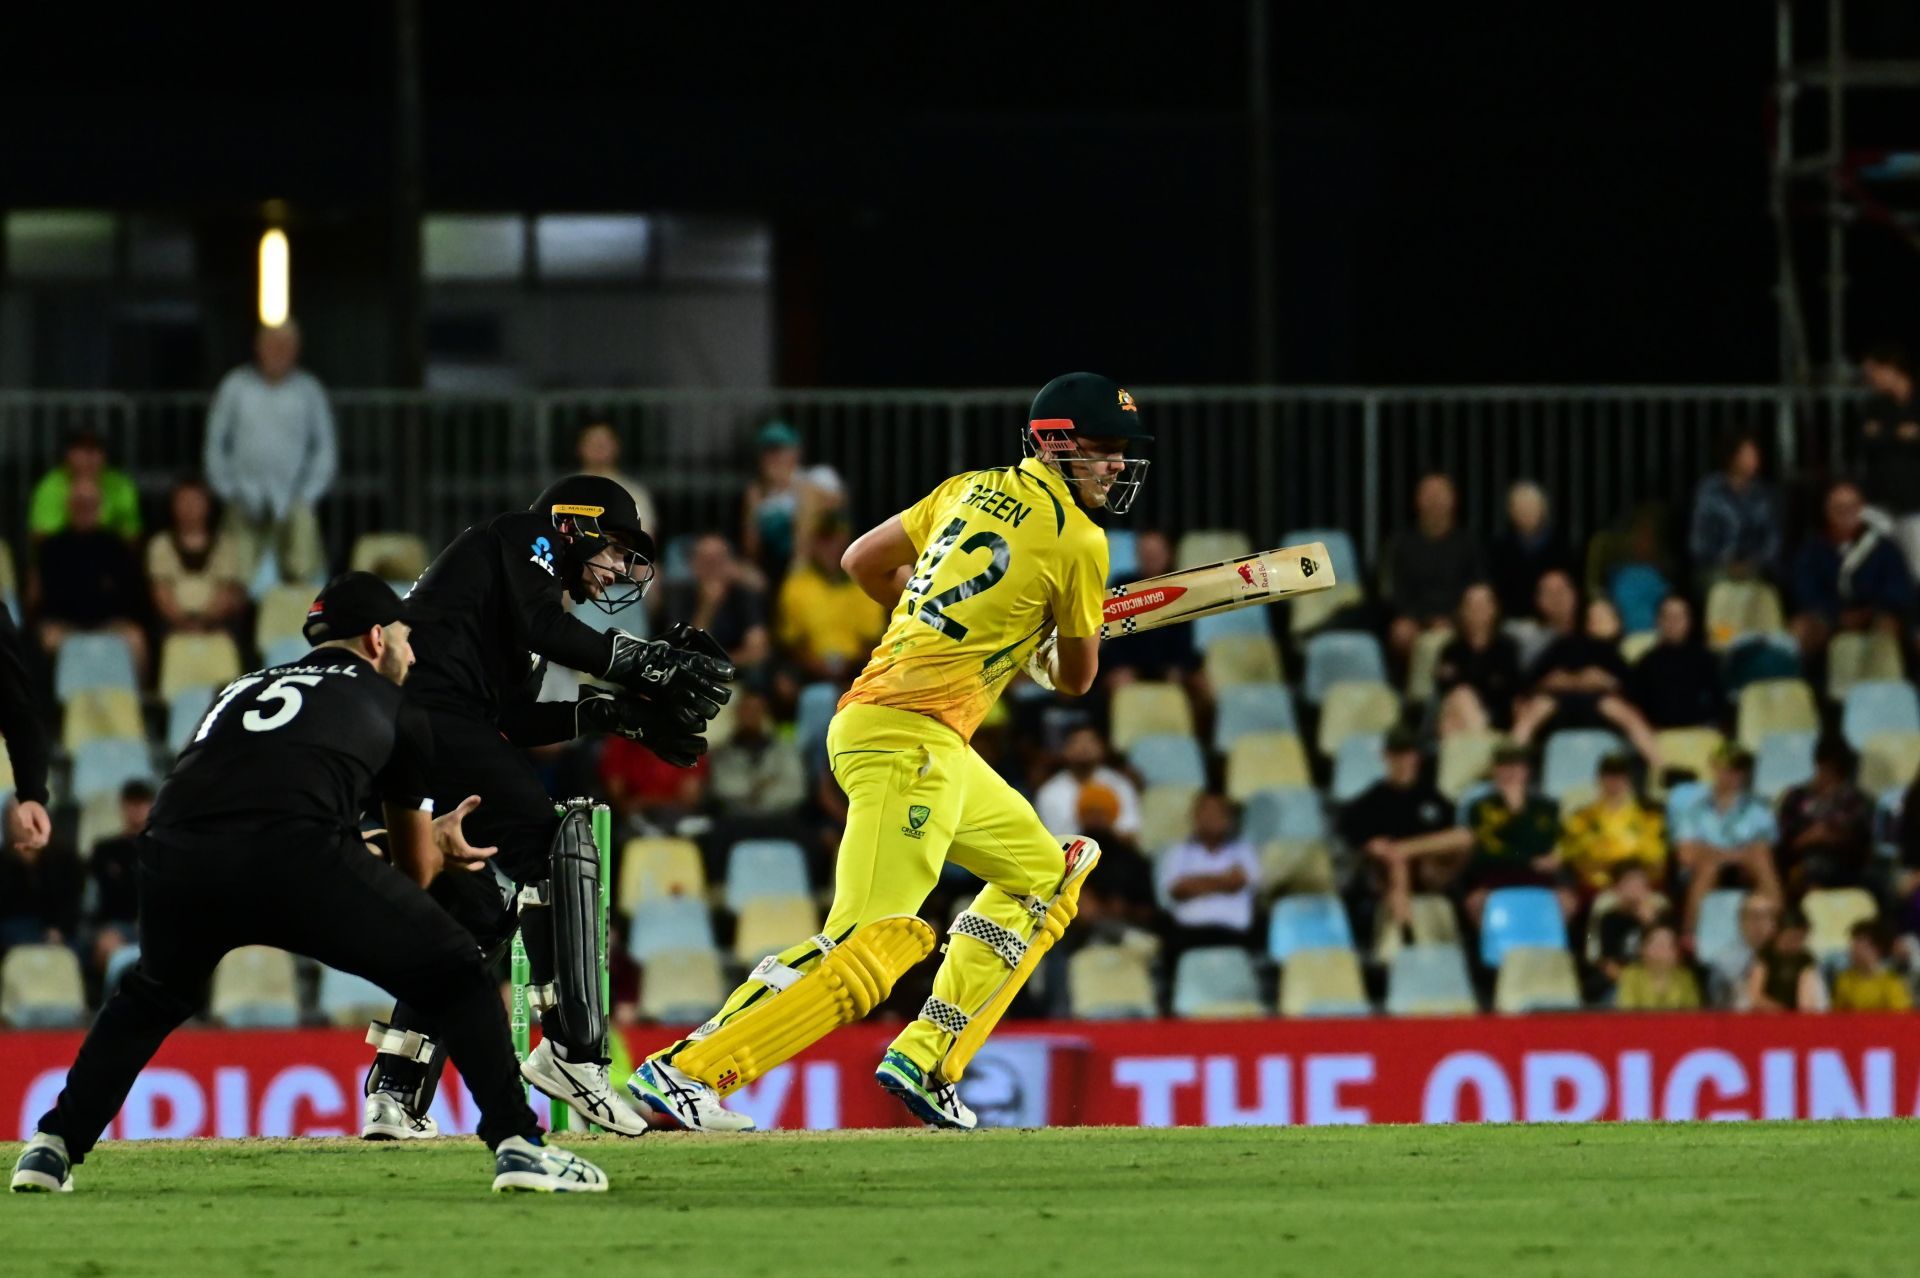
[146,476,245,642]
[1511,593,1662,767]
[1789,479,1915,662]
[775,514,887,683]
[599,734,709,834]
[1035,725,1143,843]
[1857,343,1920,573]
[1774,737,1874,894]
[1706,891,1779,1009]
[1434,583,1521,735]
[706,690,806,817]
[1557,752,1667,896]
[1831,921,1912,1011]
[1689,434,1781,588]
[204,319,336,584]
[1101,530,1199,686]
[83,780,152,977]
[1509,565,1579,671]
[30,476,149,680]
[1069,786,1161,941]
[1155,792,1260,960]
[1615,921,1702,1011]
[655,533,771,673]
[1744,906,1827,1011]
[27,429,141,542]
[1,604,53,857]
[0,820,82,952]
[1589,862,1669,995]
[740,420,846,584]
[1344,727,1455,931]
[1385,473,1488,665]
[573,421,658,539]
[1673,746,1783,933]
[1489,480,1573,623]
[1625,595,1723,731]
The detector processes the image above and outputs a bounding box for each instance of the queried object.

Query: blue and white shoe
[875,1050,977,1130]
[9,1133,74,1193]
[625,1058,756,1133]
[490,1135,608,1193]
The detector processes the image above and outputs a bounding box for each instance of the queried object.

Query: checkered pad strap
[919,996,970,1035]
[950,910,1028,969]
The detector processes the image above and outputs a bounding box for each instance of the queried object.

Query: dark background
[2,1,1917,387]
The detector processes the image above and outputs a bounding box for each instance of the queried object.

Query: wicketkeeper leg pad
[670,914,935,1096]
[517,802,607,1061]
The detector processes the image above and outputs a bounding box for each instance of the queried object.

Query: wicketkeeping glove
[604,629,734,724]
[575,690,709,769]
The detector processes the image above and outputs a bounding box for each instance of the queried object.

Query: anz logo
[530,536,556,576]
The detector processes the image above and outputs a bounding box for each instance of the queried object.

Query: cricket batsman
[627,371,1150,1131]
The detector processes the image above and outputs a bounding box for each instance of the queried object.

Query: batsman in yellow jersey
[626,371,1152,1131]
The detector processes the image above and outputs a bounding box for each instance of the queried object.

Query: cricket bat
[1099,542,1337,639]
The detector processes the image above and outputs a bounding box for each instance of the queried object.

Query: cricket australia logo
[529,536,556,576]
[901,805,932,839]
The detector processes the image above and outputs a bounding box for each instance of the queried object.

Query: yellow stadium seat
[0,539,17,601]
[1176,529,1253,570]
[1737,679,1820,749]
[1204,633,1283,688]
[1828,630,1905,701]
[1316,680,1401,756]
[1404,626,1455,703]
[1494,947,1581,1013]
[1652,727,1724,797]
[1068,945,1157,1019]
[1225,732,1312,800]
[1705,580,1786,651]
[1620,632,1657,664]
[1110,682,1196,751]
[159,632,243,701]
[63,687,145,749]
[732,894,819,964]
[209,947,300,1028]
[0,751,13,793]
[1138,783,1202,855]
[1437,729,1502,800]
[1802,888,1879,963]
[1279,947,1368,1016]
[1859,732,1920,796]
[641,949,726,1023]
[1259,840,1336,897]
[350,532,430,581]
[1556,783,1599,818]
[1,944,88,1028]
[1372,894,1462,965]
[77,792,125,858]
[616,837,708,913]
[256,585,317,649]
[1290,582,1365,638]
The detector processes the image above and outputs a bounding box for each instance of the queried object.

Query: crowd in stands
[7,341,1920,1029]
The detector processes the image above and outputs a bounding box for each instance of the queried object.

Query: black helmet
[530,474,657,613]
[1023,372,1153,515]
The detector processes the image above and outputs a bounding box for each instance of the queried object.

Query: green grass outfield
[4,1123,1914,1277]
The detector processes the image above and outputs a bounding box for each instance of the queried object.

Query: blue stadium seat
[1266,893,1355,963]
[629,896,718,963]
[1479,887,1568,968]
[317,966,395,1026]
[103,944,142,997]
[725,838,811,912]
[1693,888,1747,963]
[1171,947,1265,1018]
[1282,528,1363,586]
[1302,631,1387,703]
[1241,786,1327,842]
[71,739,154,803]
[54,633,138,701]
[1752,730,1817,801]
[1540,729,1625,800]
[1385,944,1478,1016]
[663,534,698,585]
[1213,685,1297,751]
[1194,606,1272,650]
[167,687,216,754]
[1128,734,1208,788]
[1105,529,1138,584]
[796,682,839,760]
[1842,680,1920,749]
[263,636,311,667]
[1329,733,1387,803]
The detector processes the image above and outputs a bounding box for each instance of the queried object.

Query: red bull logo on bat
[1104,585,1187,618]
[1236,560,1269,591]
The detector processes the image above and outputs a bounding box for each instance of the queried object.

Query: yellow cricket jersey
[841,457,1108,741]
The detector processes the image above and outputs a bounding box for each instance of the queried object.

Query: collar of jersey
[1017,455,1073,498]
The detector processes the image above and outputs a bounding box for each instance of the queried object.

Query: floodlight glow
[258,229,289,327]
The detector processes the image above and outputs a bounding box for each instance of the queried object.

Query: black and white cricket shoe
[9,1133,73,1193]
[361,1091,440,1141]
[520,1038,652,1136]
[490,1135,608,1194]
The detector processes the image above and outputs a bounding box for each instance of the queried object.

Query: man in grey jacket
[204,319,336,584]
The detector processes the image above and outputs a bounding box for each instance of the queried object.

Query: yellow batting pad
[941,836,1101,1085]
[673,915,935,1096]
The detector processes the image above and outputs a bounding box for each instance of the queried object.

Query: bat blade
[1099,541,1337,639]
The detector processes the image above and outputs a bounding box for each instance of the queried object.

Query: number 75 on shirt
[1098,542,1337,640]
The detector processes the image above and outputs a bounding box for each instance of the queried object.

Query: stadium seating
[630,896,719,963]
[1385,944,1478,1016]
[263,636,311,667]
[62,686,144,748]
[103,944,142,997]
[1693,888,1747,961]
[167,686,216,753]
[1224,732,1311,799]
[616,837,707,912]
[1652,727,1725,796]
[1302,631,1388,703]
[641,949,726,1023]
[1329,733,1387,803]
[54,632,138,700]
[1281,528,1363,584]
[1752,729,1817,800]
[1479,887,1567,968]
[1258,839,1336,896]
[1540,730,1625,801]
[1171,947,1266,1018]
[1241,786,1327,843]
[1279,948,1370,1016]
[1619,631,1657,664]
[732,894,819,963]
[795,681,840,762]
[76,791,124,858]
[725,838,812,912]
[1316,680,1399,756]
[1193,606,1273,650]
[209,947,300,1028]
[1372,894,1462,965]
[1176,529,1251,570]
[1138,783,1202,854]
[1858,732,1920,796]
[1704,580,1785,650]
[1737,679,1819,750]
[1105,528,1138,584]
[1493,947,1582,1012]
[350,531,430,581]
[1067,945,1157,1019]
[159,632,243,701]
[1436,729,1501,800]
[1841,680,1920,749]
[256,585,316,650]
[1280,529,1365,638]
[1266,893,1354,962]
[1827,630,1904,701]
[1110,682,1196,750]
[71,738,154,803]
[1203,632,1283,687]
[1,944,89,1028]
[1404,626,1454,703]
[1212,685,1297,751]
[1802,887,1878,964]
[1129,734,1209,788]
[317,966,395,1027]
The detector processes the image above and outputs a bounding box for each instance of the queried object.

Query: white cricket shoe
[625,1058,757,1133]
[520,1038,653,1136]
[490,1135,608,1193]
[361,1091,440,1141]
[9,1133,73,1193]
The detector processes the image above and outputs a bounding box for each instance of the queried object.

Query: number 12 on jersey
[904,515,1009,643]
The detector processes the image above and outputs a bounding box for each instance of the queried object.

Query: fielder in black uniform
[0,603,54,853]
[9,573,607,1195]
[361,474,733,1138]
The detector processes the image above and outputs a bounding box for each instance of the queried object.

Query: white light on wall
[258,228,290,327]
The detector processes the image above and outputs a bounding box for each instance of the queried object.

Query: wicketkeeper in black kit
[12,574,607,1194]
[360,474,733,1138]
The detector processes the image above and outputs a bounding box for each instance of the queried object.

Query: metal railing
[0,387,1869,573]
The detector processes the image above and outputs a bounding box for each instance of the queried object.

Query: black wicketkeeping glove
[604,629,734,724]
[575,691,709,769]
